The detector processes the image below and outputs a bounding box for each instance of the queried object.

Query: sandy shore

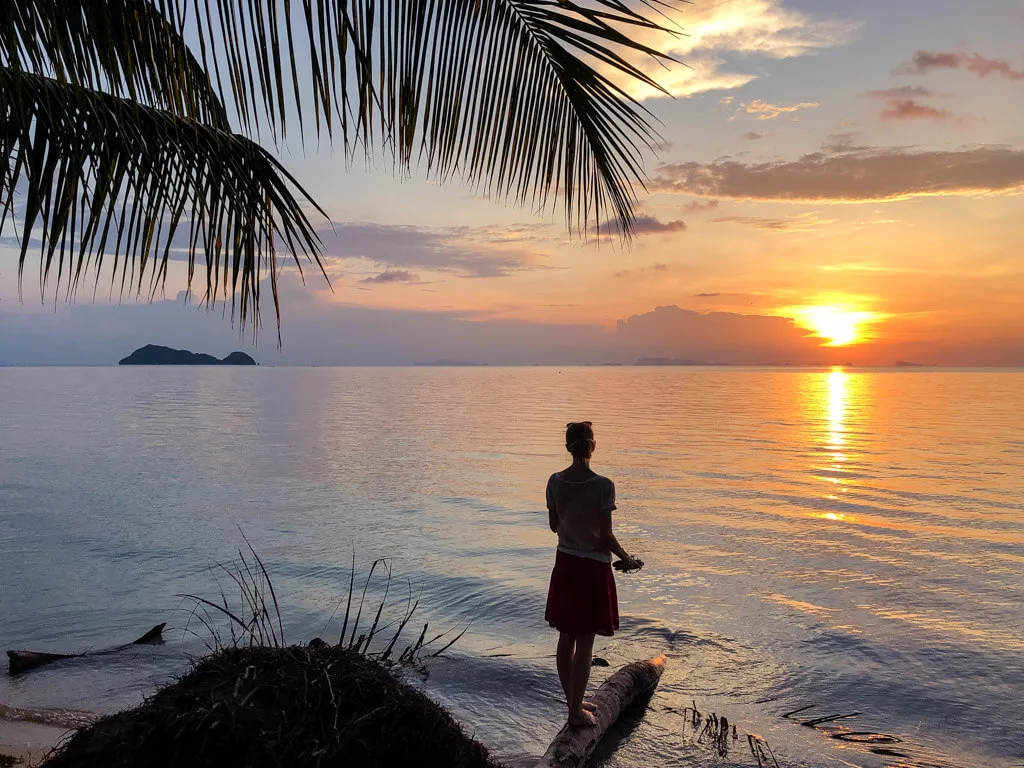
[1,744,49,767]
[0,718,67,767]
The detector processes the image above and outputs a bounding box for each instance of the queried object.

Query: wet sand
[0,718,67,766]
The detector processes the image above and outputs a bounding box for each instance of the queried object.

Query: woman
[544,421,641,727]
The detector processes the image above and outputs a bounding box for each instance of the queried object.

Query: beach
[0,719,65,766]
[1,366,1021,767]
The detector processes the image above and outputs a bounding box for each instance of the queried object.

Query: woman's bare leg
[556,632,575,703]
[567,633,597,726]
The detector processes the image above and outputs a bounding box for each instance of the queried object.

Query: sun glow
[793,306,879,346]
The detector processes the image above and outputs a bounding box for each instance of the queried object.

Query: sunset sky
[2,0,1023,365]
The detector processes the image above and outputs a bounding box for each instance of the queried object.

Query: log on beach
[534,654,666,768]
[7,623,166,675]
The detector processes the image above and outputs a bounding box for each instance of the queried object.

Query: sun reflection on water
[827,367,846,451]
[815,368,855,512]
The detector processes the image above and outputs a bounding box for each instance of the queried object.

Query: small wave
[0,703,97,730]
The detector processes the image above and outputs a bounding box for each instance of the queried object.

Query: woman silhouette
[544,421,641,726]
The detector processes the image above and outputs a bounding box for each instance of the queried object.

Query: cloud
[601,215,687,236]
[711,215,788,230]
[674,0,857,59]
[615,305,824,364]
[653,144,1024,203]
[896,51,1024,80]
[710,212,833,231]
[742,99,819,120]
[319,222,543,278]
[863,86,954,122]
[614,262,672,279]
[600,0,858,99]
[695,292,721,297]
[637,56,757,100]
[820,133,871,154]
[358,270,420,285]
[881,99,953,121]
[631,216,688,235]
[865,86,939,99]
[683,199,720,213]
[745,131,770,141]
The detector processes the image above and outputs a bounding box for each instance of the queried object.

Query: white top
[546,472,617,563]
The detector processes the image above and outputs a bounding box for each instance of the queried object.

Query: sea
[0,367,1021,768]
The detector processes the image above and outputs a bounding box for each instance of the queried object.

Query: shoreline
[0,707,94,767]
[0,720,67,767]
[1,745,49,768]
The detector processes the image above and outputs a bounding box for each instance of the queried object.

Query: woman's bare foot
[568,709,598,727]
[582,700,598,713]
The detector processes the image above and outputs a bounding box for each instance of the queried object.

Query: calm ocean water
[0,367,1021,767]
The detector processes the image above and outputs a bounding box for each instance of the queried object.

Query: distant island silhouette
[119,345,257,366]
[636,357,727,366]
[413,360,485,366]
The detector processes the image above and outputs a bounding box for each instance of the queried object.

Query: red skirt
[545,550,619,636]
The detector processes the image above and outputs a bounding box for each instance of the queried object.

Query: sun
[794,306,878,346]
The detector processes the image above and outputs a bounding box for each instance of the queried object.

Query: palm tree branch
[0,0,230,128]
[0,67,326,336]
[163,0,679,235]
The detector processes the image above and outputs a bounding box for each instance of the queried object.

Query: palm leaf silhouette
[2,0,678,333]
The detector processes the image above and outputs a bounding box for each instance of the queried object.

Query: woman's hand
[614,554,644,573]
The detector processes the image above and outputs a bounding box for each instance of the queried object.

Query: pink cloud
[653,145,1024,202]
[881,98,953,121]
[865,86,938,98]
[897,51,1024,80]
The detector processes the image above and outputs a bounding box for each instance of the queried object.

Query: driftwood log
[7,623,166,675]
[534,654,666,768]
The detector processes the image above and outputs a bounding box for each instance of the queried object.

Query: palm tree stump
[534,655,666,768]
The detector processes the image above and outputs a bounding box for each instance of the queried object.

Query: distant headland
[119,345,257,366]
[413,360,485,366]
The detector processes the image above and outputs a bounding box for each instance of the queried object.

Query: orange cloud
[599,0,858,100]
[654,145,1024,202]
[742,99,819,120]
[615,305,824,363]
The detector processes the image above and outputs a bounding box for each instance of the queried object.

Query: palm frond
[167,0,678,236]
[1,0,230,128]
[0,67,325,335]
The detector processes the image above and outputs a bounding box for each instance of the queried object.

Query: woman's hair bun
[565,421,596,458]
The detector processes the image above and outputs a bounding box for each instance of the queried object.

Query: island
[636,357,729,366]
[413,360,485,366]
[119,345,257,366]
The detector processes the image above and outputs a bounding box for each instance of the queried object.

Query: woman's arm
[597,510,634,562]
[546,475,559,533]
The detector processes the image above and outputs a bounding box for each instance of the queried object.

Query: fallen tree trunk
[534,654,666,768]
[7,623,166,675]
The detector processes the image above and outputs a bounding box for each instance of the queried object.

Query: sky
[2,0,1023,366]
